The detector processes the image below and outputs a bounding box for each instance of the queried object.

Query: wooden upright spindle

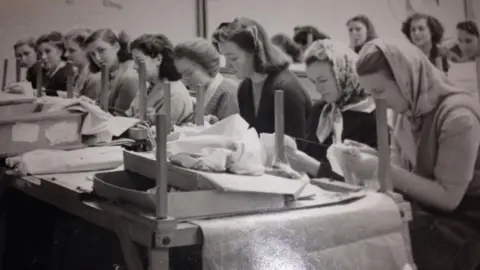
[274,90,286,163]
[2,59,8,91]
[195,84,205,126]
[36,61,43,97]
[15,58,21,83]
[137,61,148,121]
[155,113,168,219]
[375,99,393,193]
[307,32,313,47]
[66,62,74,98]
[163,82,171,130]
[100,65,109,111]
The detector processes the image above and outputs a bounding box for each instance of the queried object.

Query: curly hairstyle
[271,33,302,63]
[401,13,444,45]
[130,34,182,81]
[36,31,67,61]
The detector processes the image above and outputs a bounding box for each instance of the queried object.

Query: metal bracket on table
[153,217,177,248]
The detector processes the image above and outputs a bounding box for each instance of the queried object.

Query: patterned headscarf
[304,39,375,143]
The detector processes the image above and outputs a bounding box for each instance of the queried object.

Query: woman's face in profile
[457,29,479,58]
[15,44,37,68]
[306,61,340,103]
[222,41,254,80]
[358,71,408,114]
[348,20,368,47]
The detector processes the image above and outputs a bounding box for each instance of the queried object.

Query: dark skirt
[409,196,480,270]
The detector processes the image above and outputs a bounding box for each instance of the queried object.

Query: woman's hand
[343,139,377,156]
[5,82,34,95]
[286,149,320,177]
[342,150,378,186]
[204,114,219,125]
[79,95,97,105]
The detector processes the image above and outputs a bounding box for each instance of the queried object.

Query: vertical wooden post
[155,113,168,219]
[15,58,21,83]
[163,83,171,130]
[375,99,393,193]
[274,90,286,163]
[36,61,43,97]
[1,59,8,91]
[66,62,74,98]
[100,65,109,111]
[195,84,205,126]
[137,60,148,121]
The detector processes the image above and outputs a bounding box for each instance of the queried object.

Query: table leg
[115,222,144,270]
[149,248,169,270]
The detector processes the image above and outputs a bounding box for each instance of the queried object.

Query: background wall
[207,0,467,43]
[0,0,473,84]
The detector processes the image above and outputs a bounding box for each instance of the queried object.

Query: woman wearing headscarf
[286,39,377,180]
[345,38,480,269]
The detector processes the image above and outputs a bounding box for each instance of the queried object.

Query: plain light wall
[207,0,466,43]
[0,0,472,84]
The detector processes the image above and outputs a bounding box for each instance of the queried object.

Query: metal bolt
[162,236,171,245]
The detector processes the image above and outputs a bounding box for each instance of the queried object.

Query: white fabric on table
[190,192,410,270]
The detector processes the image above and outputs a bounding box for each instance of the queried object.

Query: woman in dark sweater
[222,17,312,141]
[36,31,72,96]
[286,39,377,180]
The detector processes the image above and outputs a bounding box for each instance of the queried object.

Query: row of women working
[211,17,480,269]
[8,16,480,216]
[270,13,479,71]
[5,16,480,268]
[7,28,239,123]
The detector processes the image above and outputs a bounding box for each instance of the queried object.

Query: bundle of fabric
[6,146,124,175]
[165,114,303,179]
[35,96,139,144]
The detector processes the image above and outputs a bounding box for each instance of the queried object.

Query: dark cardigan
[303,101,378,180]
[44,65,72,96]
[237,68,312,141]
[26,63,47,90]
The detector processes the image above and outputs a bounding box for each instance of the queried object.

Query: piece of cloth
[190,192,411,270]
[203,74,239,120]
[237,68,312,144]
[449,61,478,99]
[304,39,375,144]
[5,146,124,175]
[104,60,139,116]
[367,39,465,168]
[303,101,377,181]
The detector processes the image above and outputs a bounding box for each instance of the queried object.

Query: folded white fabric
[6,146,124,175]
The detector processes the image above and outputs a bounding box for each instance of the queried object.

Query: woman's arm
[113,74,138,115]
[215,90,239,120]
[392,108,480,212]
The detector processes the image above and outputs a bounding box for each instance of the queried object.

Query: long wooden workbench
[1,169,416,270]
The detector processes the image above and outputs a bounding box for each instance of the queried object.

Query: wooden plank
[375,99,393,193]
[155,114,168,219]
[274,90,286,163]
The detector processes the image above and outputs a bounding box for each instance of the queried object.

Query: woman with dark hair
[127,34,193,125]
[174,38,238,120]
[293,25,330,52]
[271,33,302,63]
[85,28,138,115]
[450,20,479,62]
[212,22,233,69]
[223,17,312,142]
[346,15,378,53]
[36,31,71,96]
[401,12,449,72]
[5,37,47,94]
[64,28,100,99]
